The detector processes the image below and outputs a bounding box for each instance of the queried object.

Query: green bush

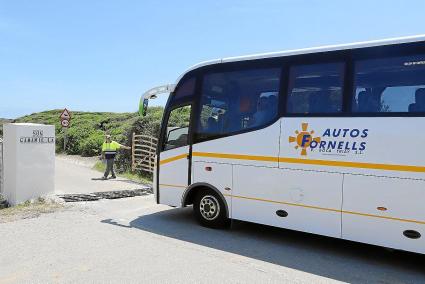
[65,124,95,154]
[80,131,104,156]
[0,108,168,174]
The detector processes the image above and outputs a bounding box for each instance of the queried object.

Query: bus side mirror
[139,98,149,116]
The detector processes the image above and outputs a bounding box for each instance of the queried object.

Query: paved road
[0,157,424,283]
[55,155,144,194]
[1,196,425,284]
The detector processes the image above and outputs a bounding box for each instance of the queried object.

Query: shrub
[65,124,94,154]
[0,108,167,174]
[0,194,8,209]
[80,131,104,156]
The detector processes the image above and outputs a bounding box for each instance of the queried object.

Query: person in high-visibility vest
[101,134,131,180]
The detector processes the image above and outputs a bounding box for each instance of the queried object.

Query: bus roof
[176,34,425,84]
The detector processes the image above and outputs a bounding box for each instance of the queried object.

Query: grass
[0,197,64,223]
[93,161,152,185]
[1,108,172,181]
[0,107,165,153]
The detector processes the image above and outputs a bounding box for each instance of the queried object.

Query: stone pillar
[3,123,55,205]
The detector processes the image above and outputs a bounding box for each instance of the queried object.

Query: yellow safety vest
[102,141,121,158]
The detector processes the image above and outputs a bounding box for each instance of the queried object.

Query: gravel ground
[0,198,65,224]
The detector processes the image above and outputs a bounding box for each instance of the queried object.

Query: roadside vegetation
[15,108,164,155]
[0,195,64,223]
[0,107,190,181]
[0,194,8,209]
[0,118,12,136]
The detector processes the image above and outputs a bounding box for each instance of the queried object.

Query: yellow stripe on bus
[159,151,425,173]
[225,193,425,225]
[192,152,279,162]
[342,210,425,225]
[159,183,187,188]
[278,157,425,173]
[226,194,340,213]
[159,154,187,165]
[191,151,425,173]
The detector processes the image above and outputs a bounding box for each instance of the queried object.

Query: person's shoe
[110,176,117,179]
[101,176,107,180]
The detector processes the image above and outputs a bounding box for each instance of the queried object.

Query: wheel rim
[199,195,220,221]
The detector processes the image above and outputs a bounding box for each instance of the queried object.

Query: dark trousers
[104,158,116,178]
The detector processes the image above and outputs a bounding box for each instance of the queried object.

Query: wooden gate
[131,133,158,174]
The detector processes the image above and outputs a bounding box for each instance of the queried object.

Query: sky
[1,0,425,118]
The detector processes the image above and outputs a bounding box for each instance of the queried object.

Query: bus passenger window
[252,92,279,127]
[196,68,281,141]
[286,62,345,114]
[163,105,191,151]
[173,77,196,101]
[352,54,425,113]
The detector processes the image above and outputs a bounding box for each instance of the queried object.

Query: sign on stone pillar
[3,123,55,205]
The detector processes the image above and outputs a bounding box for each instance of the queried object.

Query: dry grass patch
[0,197,65,223]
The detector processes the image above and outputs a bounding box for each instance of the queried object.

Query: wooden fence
[131,133,158,174]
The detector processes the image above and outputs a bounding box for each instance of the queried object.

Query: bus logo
[289,123,321,156]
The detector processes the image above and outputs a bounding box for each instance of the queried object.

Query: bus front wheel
[193,189,229,228]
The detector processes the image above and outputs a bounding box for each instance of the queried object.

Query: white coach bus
[141,35,425,254]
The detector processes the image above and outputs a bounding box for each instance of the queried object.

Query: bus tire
[193,189,229,228]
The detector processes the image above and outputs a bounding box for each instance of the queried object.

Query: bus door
[158,104,192,206]
[277,61,347,238]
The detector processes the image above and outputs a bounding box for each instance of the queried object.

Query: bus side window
[352,54,425,113]
[196,68,281,142]
[173,77,196,101]
[163,105,191,151]
[166,76,196,113]
[286,62,345,114]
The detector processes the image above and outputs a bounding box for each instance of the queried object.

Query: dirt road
[55,155,145,194]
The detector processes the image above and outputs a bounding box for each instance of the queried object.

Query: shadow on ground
[102,207,425,283]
